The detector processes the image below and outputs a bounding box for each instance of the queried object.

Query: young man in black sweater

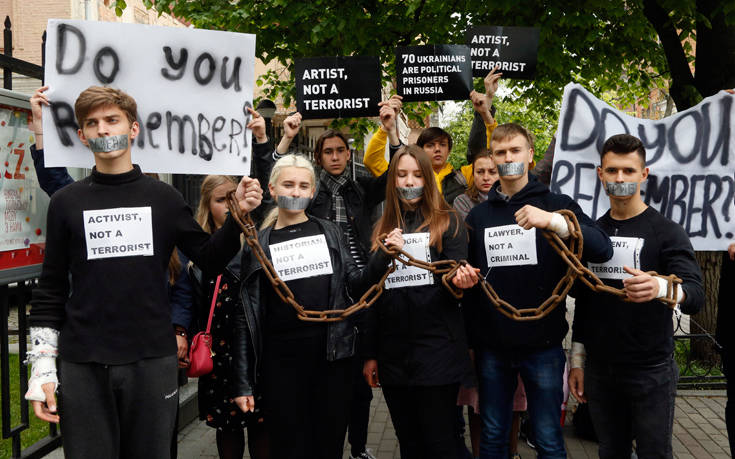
[464,123,613,458]
[569,134,704,458]
[24,86,263,459]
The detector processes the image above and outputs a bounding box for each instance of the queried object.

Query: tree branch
[642,0,698,109]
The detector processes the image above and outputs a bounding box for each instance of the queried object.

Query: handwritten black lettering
[50,101,79,147]
[220,57,242,92]
[56,23,85,75]
[194,52,216,85]
[161,46,188,80]
[92,46,120,84]
[166,112,197,155]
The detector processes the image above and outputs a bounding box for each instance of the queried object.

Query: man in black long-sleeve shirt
[25,86,263,459]
[569,134,704,458]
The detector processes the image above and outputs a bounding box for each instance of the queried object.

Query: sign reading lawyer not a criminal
[43,19,256,175]
[550,83,735,251]
[396,45,473,102]
[295,56,381,120]
[466,25,540,79]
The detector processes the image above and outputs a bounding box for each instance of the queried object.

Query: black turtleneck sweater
[30,165,242,364]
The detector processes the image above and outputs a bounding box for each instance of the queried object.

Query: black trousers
[348,358,373,455]
[723,350,735,457]
[585,358,678,459]
[58,355,179,459]
[262,334,353,459]
[382,383,460,459]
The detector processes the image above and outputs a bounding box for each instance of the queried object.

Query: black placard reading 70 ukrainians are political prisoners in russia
[396,45,473,102]
[295,56,381,120]
[466,26,540,79]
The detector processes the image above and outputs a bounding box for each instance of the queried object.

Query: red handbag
[187,275,222,377]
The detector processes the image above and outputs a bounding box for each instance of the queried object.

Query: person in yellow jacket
[364,69,500,206]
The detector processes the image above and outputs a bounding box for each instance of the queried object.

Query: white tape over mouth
[496,162,525,176]
[604,182,637,196]
[397,186,424,200]
[277,195,311,210]
[87,135,129,153]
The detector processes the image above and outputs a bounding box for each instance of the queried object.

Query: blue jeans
[477,346,567,459]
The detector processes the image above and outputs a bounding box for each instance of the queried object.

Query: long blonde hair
[196,175,238,234]
[371,145,459,252]
[261,154,316,229]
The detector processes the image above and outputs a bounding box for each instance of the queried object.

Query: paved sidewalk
[173,389,731,459]
[41,388,731,458]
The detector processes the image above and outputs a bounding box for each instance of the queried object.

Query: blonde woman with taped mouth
[229,154,390,459]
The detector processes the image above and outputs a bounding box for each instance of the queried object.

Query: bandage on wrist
[571,341,586,369]
[548,212,571,239]
[25,327,60,401]
[656,276,684,304]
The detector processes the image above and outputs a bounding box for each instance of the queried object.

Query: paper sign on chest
[385,233,434,289]
[588,236,644,280]
[484,224,538,268]
[43,19,256,175]
[84,207,154,260]
[269,235,333,282]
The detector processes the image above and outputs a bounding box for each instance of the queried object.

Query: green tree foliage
[142,0,734,123]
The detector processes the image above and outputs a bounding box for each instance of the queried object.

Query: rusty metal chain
[374,236,466,299]
[226,192,394,322]
[477,209,683,321]
[227,192,682,322]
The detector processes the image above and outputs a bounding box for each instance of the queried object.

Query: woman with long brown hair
[362,145,478,459]
[190,175,268,459]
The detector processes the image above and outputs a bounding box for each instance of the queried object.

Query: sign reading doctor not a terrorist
[42,19,256,175]
[551,83,735,251]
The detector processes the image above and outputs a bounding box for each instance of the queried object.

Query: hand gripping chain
[226,193,394,322]
[477,209,683,321]
[227,195,681,322]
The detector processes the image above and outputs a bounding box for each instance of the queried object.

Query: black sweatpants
[58,355,179,459]
[382,383,461,459]
[262,334,353,459]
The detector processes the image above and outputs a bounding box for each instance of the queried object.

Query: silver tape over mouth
[496,162,526,176]
[604,182,637,197]
[87,135,129,153]
[397,186,424,200]
[276,195,311,210]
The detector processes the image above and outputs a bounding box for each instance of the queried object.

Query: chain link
[226,192,394,322]
[227,193,682,322]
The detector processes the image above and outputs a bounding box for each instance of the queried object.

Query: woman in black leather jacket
[231,154,391,459]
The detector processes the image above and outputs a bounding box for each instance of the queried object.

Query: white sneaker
[350,448,377,459]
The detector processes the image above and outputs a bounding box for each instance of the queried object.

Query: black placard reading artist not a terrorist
[396,45,473,102]
[466,25,540,79]
[295,56,381,120]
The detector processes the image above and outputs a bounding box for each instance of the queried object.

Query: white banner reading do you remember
[551,83,735,251]
[43,19,256,175]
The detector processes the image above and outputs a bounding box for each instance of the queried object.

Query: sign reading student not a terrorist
[551,83,735,251]
[43,19,256,175]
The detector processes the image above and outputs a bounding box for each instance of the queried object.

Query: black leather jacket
[232,216,389,396]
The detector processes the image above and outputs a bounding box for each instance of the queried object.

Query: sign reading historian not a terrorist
[295,56,381,120]
[551,83,735,251]
[42,19,256,175]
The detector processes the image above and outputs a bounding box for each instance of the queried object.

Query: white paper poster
[269,234,333,281]
[84,207,153,259]
[484,224,538,267]
[43,19,256,175]
[588,236,644,280]
[551,83,735,251]
[385,232,434,289]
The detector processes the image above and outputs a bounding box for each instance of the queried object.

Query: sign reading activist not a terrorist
[42,19,256,176]
[551,83,735,251]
